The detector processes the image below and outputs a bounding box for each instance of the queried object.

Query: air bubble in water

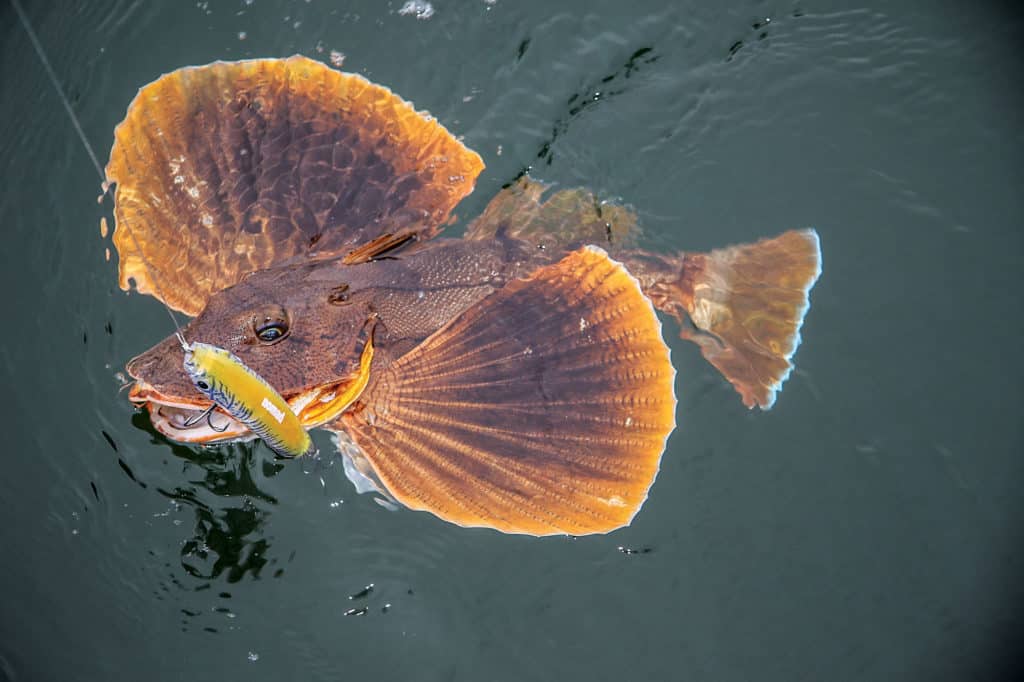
[398,0,434,20]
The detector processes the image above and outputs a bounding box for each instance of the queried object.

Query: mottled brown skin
[128,235,552,404]
[130,218,798,401]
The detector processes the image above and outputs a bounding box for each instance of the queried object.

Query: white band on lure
[261,396,287,424]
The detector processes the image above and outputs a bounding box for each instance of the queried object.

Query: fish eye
[251,305,290,345]
[256,322,288,343]
[196,380,209,390]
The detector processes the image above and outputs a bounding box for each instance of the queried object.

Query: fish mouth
[129,376,371,445]
[128,329,376,447]
[129,382,255,444]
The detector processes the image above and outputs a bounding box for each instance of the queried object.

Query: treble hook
[182,404,230,432]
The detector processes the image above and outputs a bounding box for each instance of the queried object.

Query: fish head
[127,259,381,445]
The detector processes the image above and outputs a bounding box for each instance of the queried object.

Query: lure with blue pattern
[182,341,316,458]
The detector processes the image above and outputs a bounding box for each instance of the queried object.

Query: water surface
[0,1,1021,680]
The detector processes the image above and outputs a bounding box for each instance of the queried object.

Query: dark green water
[1,1,1022,680]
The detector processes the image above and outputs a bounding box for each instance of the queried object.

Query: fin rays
[342,246,676,536]
[107,56,484,314]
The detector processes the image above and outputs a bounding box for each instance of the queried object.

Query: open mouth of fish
[128,379,363,445]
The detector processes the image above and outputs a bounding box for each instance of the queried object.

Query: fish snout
[125,334,196,398]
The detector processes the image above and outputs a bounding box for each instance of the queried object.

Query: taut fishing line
[11,0,189,348]
[13,1,317,459]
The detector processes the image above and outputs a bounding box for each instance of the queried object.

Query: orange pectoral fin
[106,56,483,315]
[341,246,677,536]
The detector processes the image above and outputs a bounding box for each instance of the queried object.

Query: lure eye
[196,380,209,390]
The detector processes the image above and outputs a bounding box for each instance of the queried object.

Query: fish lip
[129,380,254,444]
[128,381,207,409]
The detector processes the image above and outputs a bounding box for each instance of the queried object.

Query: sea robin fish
[110,56,821,536]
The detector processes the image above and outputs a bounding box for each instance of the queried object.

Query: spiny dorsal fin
[341,230,418,265]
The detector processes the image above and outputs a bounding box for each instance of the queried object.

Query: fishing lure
[11,0,315,459]
[181,338,317,458]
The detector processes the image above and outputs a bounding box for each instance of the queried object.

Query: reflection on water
[529,46,660,169]
[131,412,284,585]
[2,1,1021,679]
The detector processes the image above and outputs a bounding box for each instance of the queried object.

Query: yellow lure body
[183,342,316,458]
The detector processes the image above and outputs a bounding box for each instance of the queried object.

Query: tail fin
[631,229,821,410]
[340,246,677,536]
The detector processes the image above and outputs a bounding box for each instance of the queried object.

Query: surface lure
[180,338,317,458]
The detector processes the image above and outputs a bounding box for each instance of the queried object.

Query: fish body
[110,57,823,535]
[183,342,316,458]
[128,236,542,413]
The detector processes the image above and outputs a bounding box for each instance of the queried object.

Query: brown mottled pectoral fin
[633,229,822,410]
[106,55,483,315]
[464,175,641,251]
[341,246,677,536]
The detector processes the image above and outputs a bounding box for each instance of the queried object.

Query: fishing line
[11,0,190,349]
[14,8,322,459]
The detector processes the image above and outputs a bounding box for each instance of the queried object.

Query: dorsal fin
[340,246,677,536]
[464,175,641,251]
[106,55,484,315]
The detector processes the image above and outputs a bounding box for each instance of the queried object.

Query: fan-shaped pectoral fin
[106,56,484,315]
[341,245,677,536]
